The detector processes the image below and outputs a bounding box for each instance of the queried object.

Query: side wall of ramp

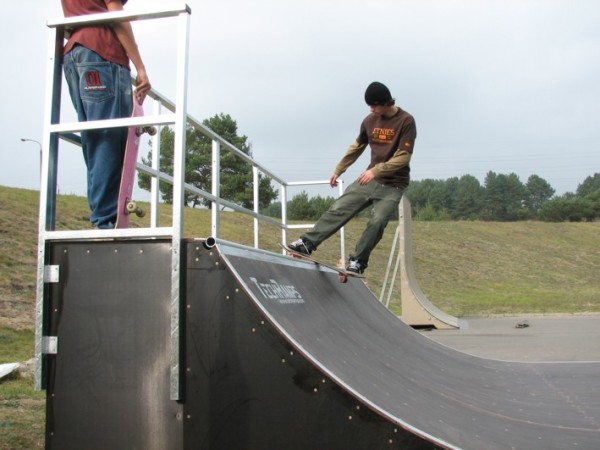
[398,196,466,329]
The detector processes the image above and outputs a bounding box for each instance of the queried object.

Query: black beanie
[364,81,392,106]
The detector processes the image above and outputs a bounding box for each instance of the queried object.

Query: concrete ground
[421,315,600,362]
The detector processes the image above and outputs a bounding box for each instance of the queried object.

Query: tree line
[272,172,600,222]
[138,113,599,223]
[407,172,600,222]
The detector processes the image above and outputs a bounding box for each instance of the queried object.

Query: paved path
[422,315,600,362]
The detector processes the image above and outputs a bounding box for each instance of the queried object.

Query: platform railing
[138,86,346,252]
[36,4,348,399]
[37,4,191,399]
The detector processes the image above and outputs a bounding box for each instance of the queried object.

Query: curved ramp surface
[185,240,600,450]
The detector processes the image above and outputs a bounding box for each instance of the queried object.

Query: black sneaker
[346,259,365,274]
[288,238,314,255]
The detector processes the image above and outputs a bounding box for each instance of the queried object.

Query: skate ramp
[205,240,600,450]
[399,196,466,329]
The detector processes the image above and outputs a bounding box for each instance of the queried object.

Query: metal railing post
[169,8,191,401]
[253,166,260,248]
[34,23,64,391]
[337,179,346,265]
[211,140,221,237]
[150,98,162,227]
[281,184,288,248]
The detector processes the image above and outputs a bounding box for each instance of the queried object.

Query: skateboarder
[61,0,151,229]
[288,82,417,274]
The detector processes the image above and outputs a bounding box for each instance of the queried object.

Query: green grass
[0,328,45,450]
[0,377,45,450]
[0,328,35,363]
[410,221,600,316]
[1,184,599,322]
[1,184,600,448]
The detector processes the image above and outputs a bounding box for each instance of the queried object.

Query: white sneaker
[287,238,314,255]
[346,259,365,274]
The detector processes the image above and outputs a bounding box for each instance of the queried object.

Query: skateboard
[115,99,156,228]
[280,244,365,283]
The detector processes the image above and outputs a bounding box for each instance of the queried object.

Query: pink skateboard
[115,100,156,228]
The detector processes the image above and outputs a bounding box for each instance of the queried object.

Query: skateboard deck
[115,99,156,228]
[280,244,365,283]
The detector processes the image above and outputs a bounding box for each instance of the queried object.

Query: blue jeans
[302,180,405,267]
[63,45,133,228]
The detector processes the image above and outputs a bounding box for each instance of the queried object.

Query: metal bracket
[44,265,59,283]
[43,336,58,355]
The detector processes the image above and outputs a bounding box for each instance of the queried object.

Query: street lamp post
[20,138,42,178]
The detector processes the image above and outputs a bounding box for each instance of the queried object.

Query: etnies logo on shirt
[371,127,395,143]
[83,70,107,91]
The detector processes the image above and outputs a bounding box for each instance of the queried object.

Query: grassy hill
[1,184,600,331]
[1,184,599,448]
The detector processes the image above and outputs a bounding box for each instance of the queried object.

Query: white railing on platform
[36,3,348,400]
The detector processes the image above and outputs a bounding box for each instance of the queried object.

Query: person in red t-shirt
[288,82,417,274]
[61,0,151,229]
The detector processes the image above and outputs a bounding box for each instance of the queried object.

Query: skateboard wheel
[126,201,137,213]
[125,201,144,218]
[338,274,348,283]
[137,126,157,136]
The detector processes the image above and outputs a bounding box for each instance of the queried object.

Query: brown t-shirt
[335,108,417,188]
[61,0,130,69]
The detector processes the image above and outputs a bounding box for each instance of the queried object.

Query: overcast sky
[2,0,599,200]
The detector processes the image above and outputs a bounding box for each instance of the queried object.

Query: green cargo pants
[302,180,405,267]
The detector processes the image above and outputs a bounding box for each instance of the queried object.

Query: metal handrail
[36,3,348,400]
[36,5,192,400]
